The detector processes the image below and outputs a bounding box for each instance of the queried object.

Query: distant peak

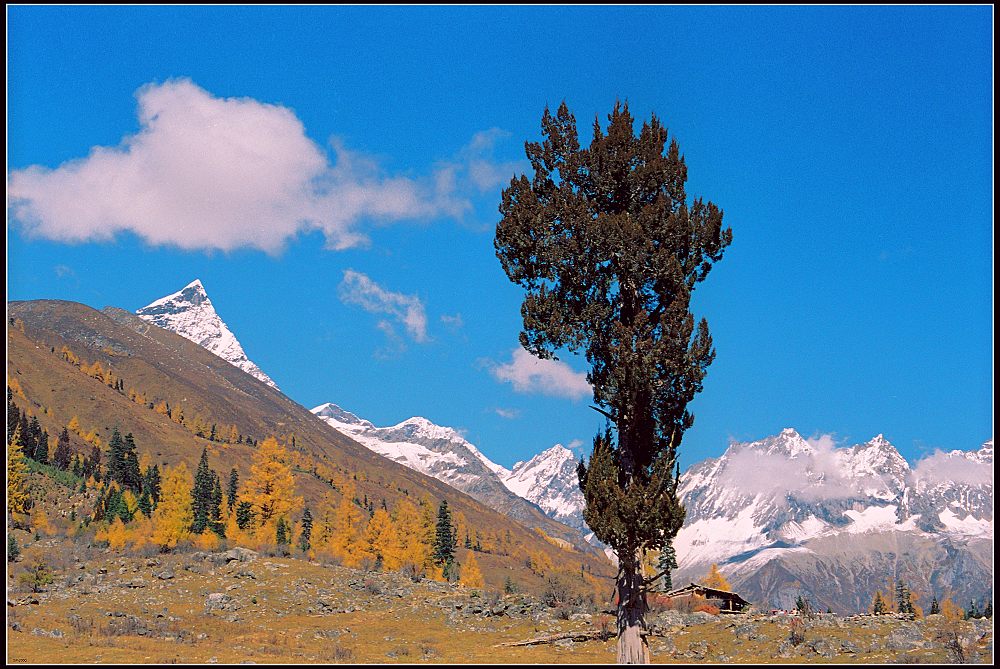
[185,278,206,291]
[867,433,892,448]
[780,427,800,437]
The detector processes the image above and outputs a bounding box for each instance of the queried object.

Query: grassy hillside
[7,299,613,594]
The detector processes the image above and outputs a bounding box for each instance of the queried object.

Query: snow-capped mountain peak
[501,443,585,527]
[312,402,374,429]
[136,280,278,389]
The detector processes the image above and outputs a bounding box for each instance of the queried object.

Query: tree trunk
[616,558,650,664]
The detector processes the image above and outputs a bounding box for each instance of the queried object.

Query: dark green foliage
[504,575,517,594]
[8,534,20,562]
[210,471,224,536]
[143,464,161,507]
[895,579,914,615]
[984,599,992,618]
[930,596,940,615]
[226,468,239,511]
[966,600,982,620]
[495,102,731,652]
[53,427,72,470]
[82,443,102,481]
[656,540,677,591]
[107,427,125,483]
[298,507,313,552]
[138,490,152,518]
[191,447,219,534]
[433,500,458,567]
[235,501,254,530]
[34,428,50,464]
[121,434,142,491]
[872,590,887,615]
[275,517,290,546]
[464,532,473,550]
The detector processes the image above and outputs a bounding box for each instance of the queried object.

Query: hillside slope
[6,300,611,590]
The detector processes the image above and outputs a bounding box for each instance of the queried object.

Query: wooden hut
[665,582,751,614]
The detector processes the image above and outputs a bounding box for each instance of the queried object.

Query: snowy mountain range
[672,429,993,611]
[312,402,588,542]
[136,279,278,389]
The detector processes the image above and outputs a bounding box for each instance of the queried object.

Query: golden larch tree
[242,436,302,530]
[328,484,366,567]
[363,507,400,570]
[392,498,432,575]
[7,425,31,514]
[151,462,194,550]
[461,550,485,588]
[703,563,732,590]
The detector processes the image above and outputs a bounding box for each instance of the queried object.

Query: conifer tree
[192,447,215,534]
[655,541,677,592]
[298,507,313,552]
[26,415,42,461]
[7,425,32,514]
[34,429,50,464]
[53,427,72,471]
[8,534,20,563]
[122,433,142,491]
[210,471,224,536]
[433,500,457,567]
[930,596,940,615]
[227,468,239,511]
[496,101,731,663]
[984,599,993,618]
[275,517,290,547]
[143,464,162,507]
[107,427,126,483]
[872,590,887,615]
[235,501,255,530]
[151,463,194,550]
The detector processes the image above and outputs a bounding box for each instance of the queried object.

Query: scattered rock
[205,593,233,611]
[154,570,174,580]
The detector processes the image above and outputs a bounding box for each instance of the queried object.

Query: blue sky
[7,6,993,469]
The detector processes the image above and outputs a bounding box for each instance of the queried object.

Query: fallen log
[496,630,614,647]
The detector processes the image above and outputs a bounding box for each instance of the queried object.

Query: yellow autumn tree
[461,550,485,588]
[363,508,400,570]
[243,436,301,529]
[151,462,194,550]
[105,518,128,550]
[703,563,732,590]
[32,507,54,536]
[312,491,339,552]
[392,499,432,574]
[327,484,366,567]
[67,415,82,434]
[7,425,31,514]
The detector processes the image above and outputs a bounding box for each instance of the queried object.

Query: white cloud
[494,407,520,420]
[913,450,993,486]
[338,269,428,343]
[8,78,512,253]
[489,348,591,400]
[440,313,464,330]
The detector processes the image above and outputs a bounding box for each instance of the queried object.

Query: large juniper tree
[495,101,731,663]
